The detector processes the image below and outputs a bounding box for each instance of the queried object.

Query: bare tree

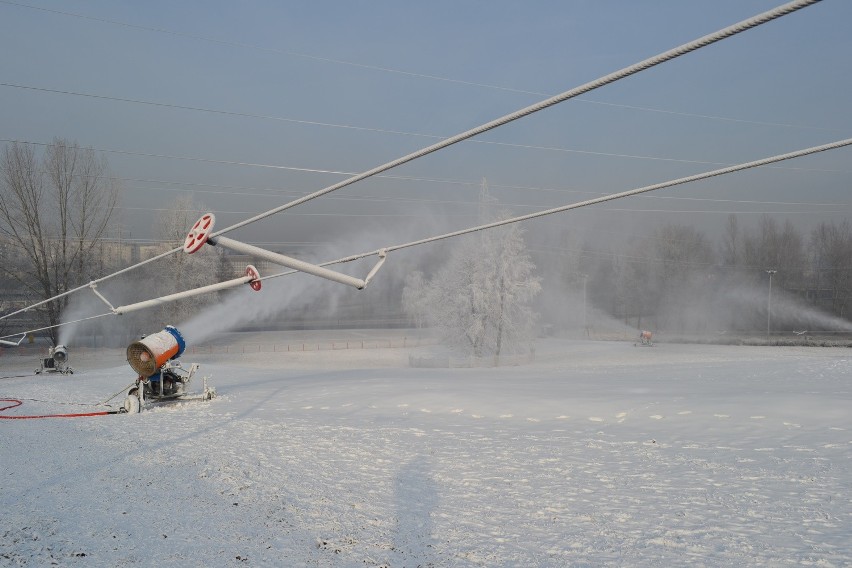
[810,220,852,317]
[0,139,119,343]
[721,214,741,267]
[651,224,716,332]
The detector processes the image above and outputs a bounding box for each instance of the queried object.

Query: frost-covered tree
[810,220,852,317]
[401,270,429,331]
[409,221,541,359]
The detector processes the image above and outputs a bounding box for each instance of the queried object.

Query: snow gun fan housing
[126,325,186,378]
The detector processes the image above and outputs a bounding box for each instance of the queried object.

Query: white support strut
[207,235,379,290]
[89,283,116,311]
[113,265,261,315]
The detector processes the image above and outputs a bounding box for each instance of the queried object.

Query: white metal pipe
[208,236,367,289]
[113,274,256,315]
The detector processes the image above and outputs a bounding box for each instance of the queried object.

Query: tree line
[0,140,229,344]
[556,215,852,334]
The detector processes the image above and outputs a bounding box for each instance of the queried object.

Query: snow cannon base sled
[121,360,215,413]
[121,325,215,413]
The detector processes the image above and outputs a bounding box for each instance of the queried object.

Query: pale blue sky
[1,0,850,251]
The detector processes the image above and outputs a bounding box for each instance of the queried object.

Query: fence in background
[187,336,437,355]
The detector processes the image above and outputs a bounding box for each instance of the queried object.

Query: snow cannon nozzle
[52,344,68,364]
[126,325,187,378]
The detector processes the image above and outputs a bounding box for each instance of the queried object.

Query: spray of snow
[58,278,144,347]
[178,273,330,345]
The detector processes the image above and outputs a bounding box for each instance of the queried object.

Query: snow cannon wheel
[245,265,261,291]
[184,213,216,254]
[123,388,141,414]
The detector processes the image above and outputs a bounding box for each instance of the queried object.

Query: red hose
[0,398,118,419]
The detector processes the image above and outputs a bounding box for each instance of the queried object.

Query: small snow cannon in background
[635,330,654,347]
[122,325,214,413]
[35,344,74,375]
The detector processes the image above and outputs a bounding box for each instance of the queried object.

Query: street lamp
[581,274,588,337]
[765,269,777,340]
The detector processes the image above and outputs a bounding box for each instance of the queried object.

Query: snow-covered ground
[1,332,850,567]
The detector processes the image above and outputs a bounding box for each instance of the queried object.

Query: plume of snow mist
[58,279,147,347]
[177,270,344,346]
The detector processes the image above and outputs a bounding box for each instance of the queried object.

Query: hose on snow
[0,398,121,419]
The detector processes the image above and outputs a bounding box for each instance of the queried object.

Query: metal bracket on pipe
[89,283,116,312]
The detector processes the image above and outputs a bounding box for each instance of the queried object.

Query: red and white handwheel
[245,264,262,291]
[184,213,216,254]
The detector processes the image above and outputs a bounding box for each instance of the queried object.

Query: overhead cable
[206,0,824,240]
[0,0,821,326]
[258,137,852,280]
[0,1,834,131]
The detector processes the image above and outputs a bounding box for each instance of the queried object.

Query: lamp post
[581,274,588,337]
[765,269,777,340]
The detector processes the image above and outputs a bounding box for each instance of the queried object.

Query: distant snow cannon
[636,330,654,347]
[122,325,214,413]
[36,344,73,375]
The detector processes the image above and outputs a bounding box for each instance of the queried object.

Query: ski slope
[1,334,850,566]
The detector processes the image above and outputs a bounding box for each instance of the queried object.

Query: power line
[4,138,850,210]
[3,85,848,173]
[247,138,852,286]
[0,1,837,133]
[4,164,847,209]
[115,204,847,219]
[0,82,437,140]
[156,0,831,241]
[363,139,852,258]
[0,138,353,176]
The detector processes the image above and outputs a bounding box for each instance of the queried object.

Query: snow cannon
[52,344,69,365]
[126,325,186,378]
[121,325,214,413]
[35,344,74,375]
